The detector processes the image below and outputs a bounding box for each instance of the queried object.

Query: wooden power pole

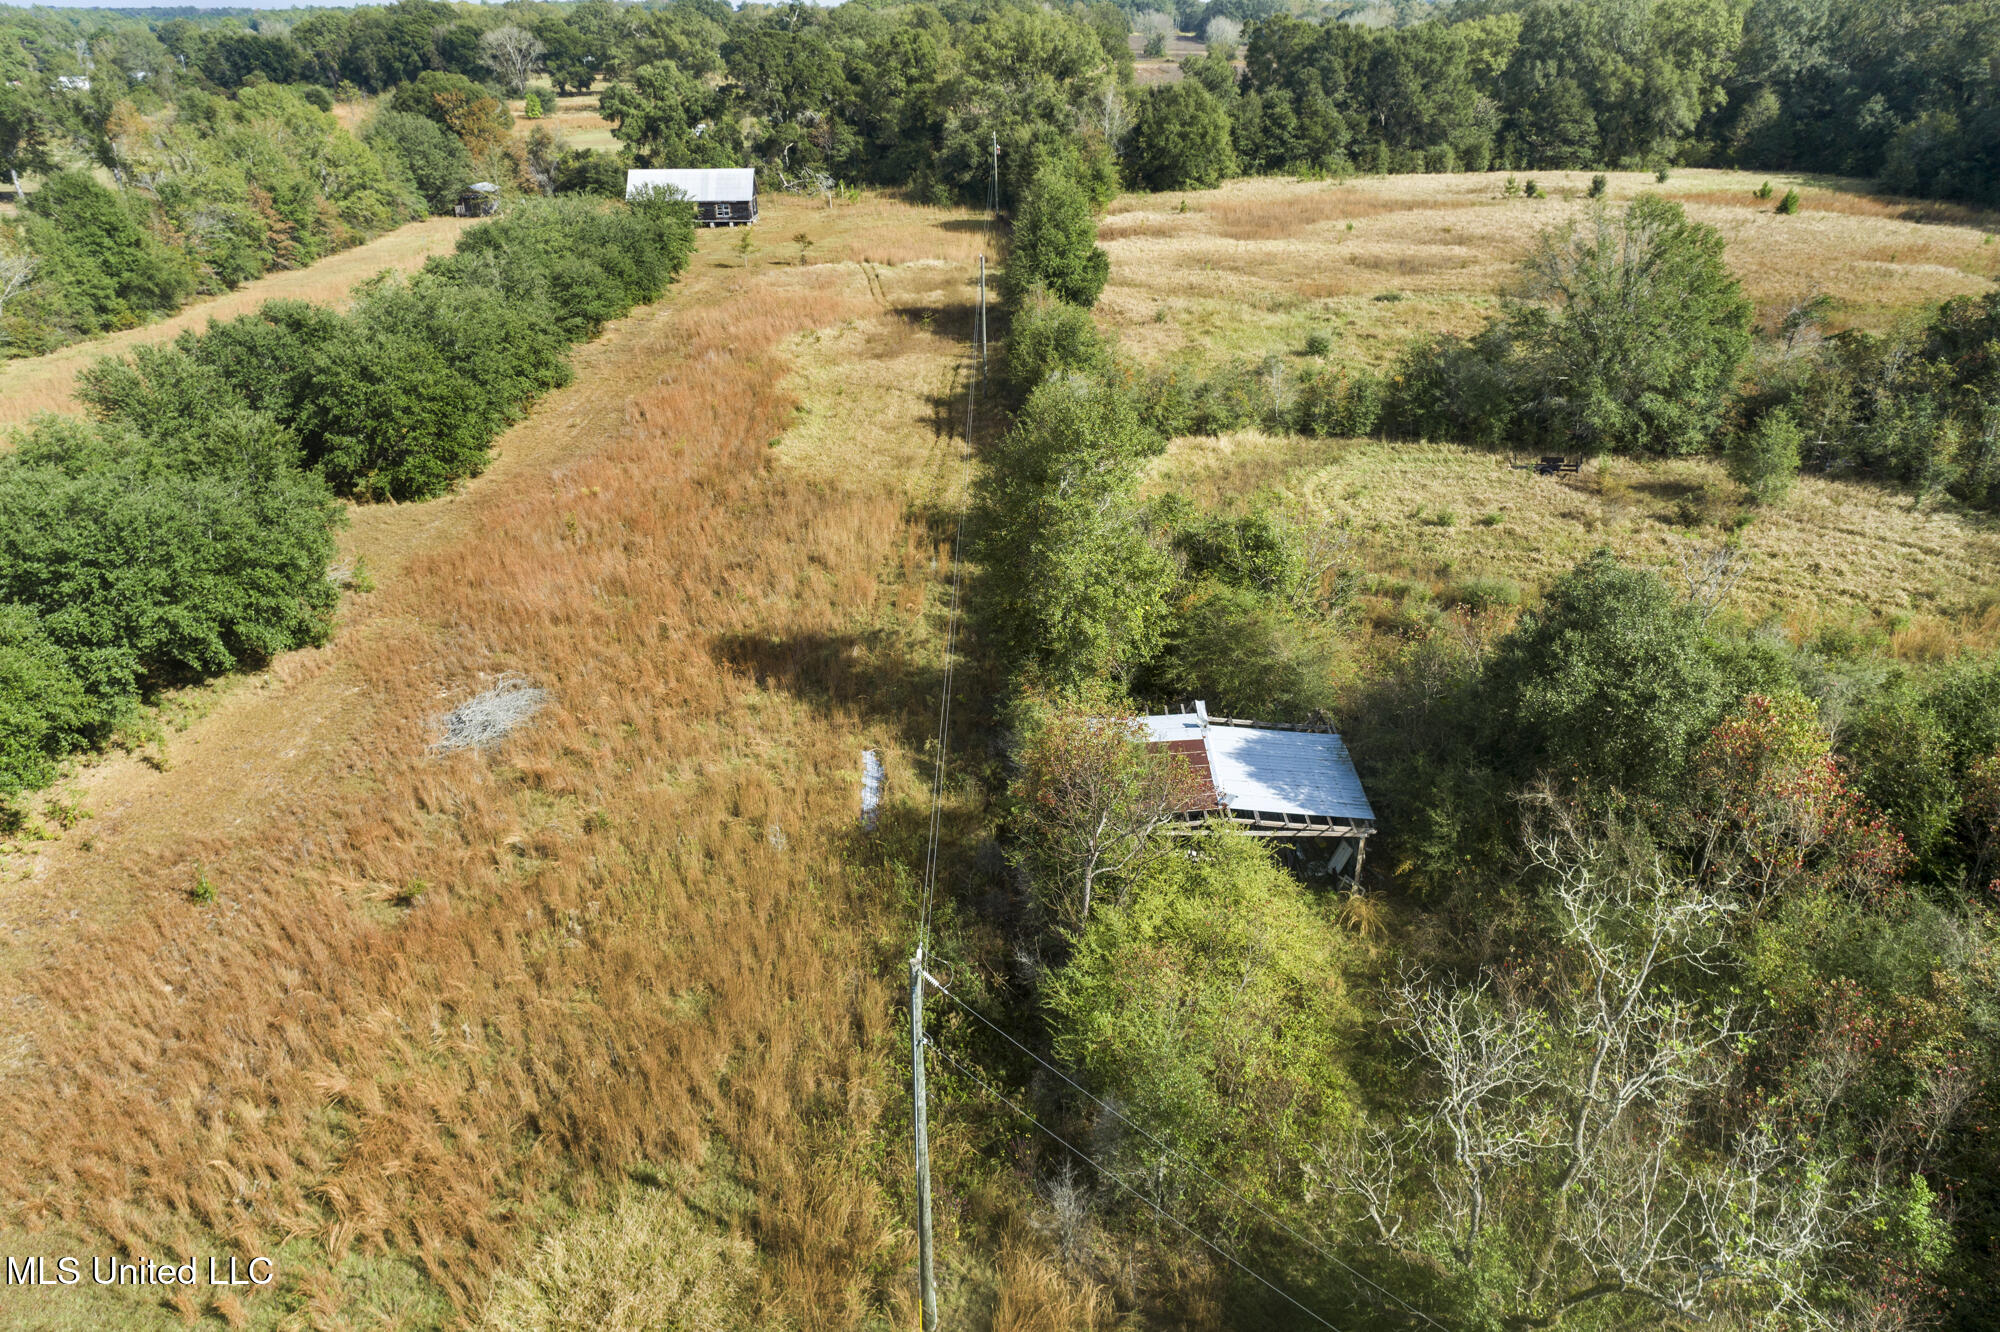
[910,953,939,1329]
[977,255,987,376]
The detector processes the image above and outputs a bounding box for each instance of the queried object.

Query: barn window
[716,202,733,219]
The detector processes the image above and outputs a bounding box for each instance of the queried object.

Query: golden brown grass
[1096,170,2000,370]
[0,216,475,433]
[0,192,1098,1330]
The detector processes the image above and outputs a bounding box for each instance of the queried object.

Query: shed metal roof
[1136,711,1375,823]
[625,168,757,203]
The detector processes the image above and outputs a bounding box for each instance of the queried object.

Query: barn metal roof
[1137,709,1375,823]
[624,168,757,203]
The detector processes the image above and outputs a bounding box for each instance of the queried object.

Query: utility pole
[977,254,987,377]
[910,953,939,1330]
[990,131,999,216]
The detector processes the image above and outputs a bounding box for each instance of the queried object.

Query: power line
[927,1038,1348,1331]
[922,973,1450,1332]
[915,252,983,956]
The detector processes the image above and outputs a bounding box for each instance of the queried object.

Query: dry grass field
[0,216,474,433]
[1101,170,2000,655]
[1097,169,2000,370]
[0,193,1106,1330]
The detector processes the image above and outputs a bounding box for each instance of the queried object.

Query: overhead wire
[922,972,1450,1332]
[927,1037,1348,1331]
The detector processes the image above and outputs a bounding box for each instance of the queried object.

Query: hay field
[1097,169,2000,370]
[1147,434,2000,654]
[0,216,474,432]
[0,194,1095,1329]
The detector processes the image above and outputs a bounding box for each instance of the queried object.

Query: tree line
[0,191,695,812]
[938,159,2000,1329]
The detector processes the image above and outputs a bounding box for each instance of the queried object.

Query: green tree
[1046,824,1359,1197]
[1508,195,1752,455]
[1728,407,1803,503]
[20,170,193,336]
[1002,284,1111,402]
[0,412,342,702]
[972,374,1170,687]
[1125,79,1236,192]
[601,60,734,168]
[1484,550,1728,798]
[1003,165,1110,307]
[1009,702,1218,932]
[364,111,475,214]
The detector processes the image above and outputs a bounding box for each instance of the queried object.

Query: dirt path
[0,193,990,1329]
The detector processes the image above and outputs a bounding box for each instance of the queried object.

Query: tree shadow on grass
[711,629,946,756]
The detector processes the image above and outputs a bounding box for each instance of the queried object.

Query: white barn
[624,168,757,227]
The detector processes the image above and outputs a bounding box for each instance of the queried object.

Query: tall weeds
[0,260,917,1323]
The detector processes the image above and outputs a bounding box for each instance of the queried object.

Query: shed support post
[1350,835,1367,889]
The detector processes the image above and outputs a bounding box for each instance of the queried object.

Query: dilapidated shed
[1140,702,1376,879]
[624,168,758,226]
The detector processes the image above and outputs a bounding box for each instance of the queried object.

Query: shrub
[1003,285,1111,402]
[1587,173,1607,198]
[1524,178,1541,198]
[1728,408,1803,503]
[0,604,99,800]
[1776,187,1802,215]
[1755,180,1775,200]
[1303,329,1333,356]
[1448,575,1523,611]
[523,91,543,119]
[1003,165,1110,307]
[1292,365,1384,437]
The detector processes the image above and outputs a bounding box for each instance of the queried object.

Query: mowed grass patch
[1096,170,2000,371]
[0,194,1073,1329]
[1146,433,2000,651]
[0,215,476,432]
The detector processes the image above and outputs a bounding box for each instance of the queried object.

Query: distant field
[1096,169,2000,371]
[1107,171,2000,656]
[510,92,619,152]
[0,215,474,432]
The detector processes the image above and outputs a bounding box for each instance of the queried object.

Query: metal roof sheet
[1135,711,1375,823]
[624,168,757,203]
[1202,725,1375,822]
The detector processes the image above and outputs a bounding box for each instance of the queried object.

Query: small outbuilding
[453,182,500,217]
[624,167,758,226]
[1139,702,1376,880]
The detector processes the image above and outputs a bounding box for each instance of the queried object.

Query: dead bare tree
[479,25,546,95]
[1671,534,1749,625]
